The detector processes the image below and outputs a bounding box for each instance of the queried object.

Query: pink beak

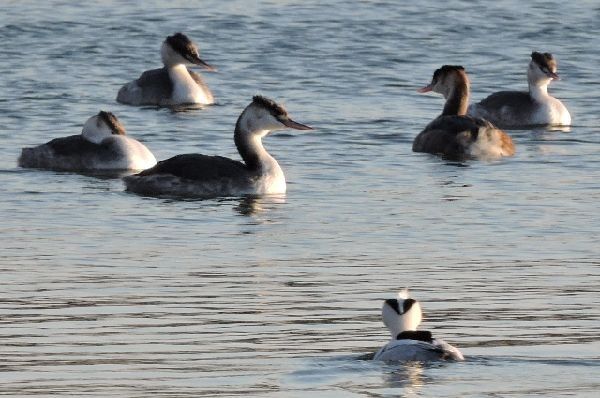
[417,84,433,93]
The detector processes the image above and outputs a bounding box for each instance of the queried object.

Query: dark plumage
[413,116,493,160]
[19,135,126,170]
[531,51,556,72]
[166,32,201,64]
[468,91,540,127]
[385,299,401,314]
[125,154,255,196]
[396,330,434,343]
[98,111,126,136]
[137,154,251,182]
[386,298,417,315]
[431,65,465,83]
[252,95,288,118]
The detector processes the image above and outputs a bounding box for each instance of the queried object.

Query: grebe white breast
[413,65,515,160]
[123,96,313,198]
[18,111,157,172]
[468,52,571,127]
[117,32,215,107]
[374,290,464,362]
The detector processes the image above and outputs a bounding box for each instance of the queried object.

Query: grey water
[1,0,599,396]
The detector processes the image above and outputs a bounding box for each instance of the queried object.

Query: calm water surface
[1,0,599,396]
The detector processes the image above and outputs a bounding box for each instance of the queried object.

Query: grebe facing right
[117,32,215,107]
[468,52,571,128]
[413,65,515,160]
[124,96,312,198]
[373,290,464,362]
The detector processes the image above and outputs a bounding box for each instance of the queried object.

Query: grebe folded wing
[413,115,489,157]
[422,114,492,133]
[138,154,250,181]
[130,67,173,105]
[468,91,537,126]
[473,91,534,110]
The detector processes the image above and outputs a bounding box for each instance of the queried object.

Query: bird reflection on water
[233,194,286,217]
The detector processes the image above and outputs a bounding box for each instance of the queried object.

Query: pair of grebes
[413,52,570,159]
[19,33,571,197]
[18,34,570,362]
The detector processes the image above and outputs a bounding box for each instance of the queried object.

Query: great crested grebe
[124,96,313,198]
[117,32,215,107]
[468,52,571,128]
[19,111,156,172]
[413,65,515,160]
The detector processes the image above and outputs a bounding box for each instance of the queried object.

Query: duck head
[381,289,423,339]
[82,111,126,144]
[161,32,216,71]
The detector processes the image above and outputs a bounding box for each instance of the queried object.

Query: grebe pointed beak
[280,117,313,130]
[417,84,433,93]
[188,54,217,72]
[547,71,559,80]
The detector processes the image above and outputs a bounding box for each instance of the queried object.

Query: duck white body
[468,52,571,127]
[117,32,215,107]
[374,338,464,362]
[18,111,157,171]
[373,290,464,362]
[413,65,515,160]
[123,96,312,198]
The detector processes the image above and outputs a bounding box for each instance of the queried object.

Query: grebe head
[82,111,126,144]
[381,289,423,338]
[417,65,469,99]
[160,32,215,70]
[236,95,313,138]
[528,52,559,85]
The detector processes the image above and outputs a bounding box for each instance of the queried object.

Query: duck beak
[188,54,217,72]
[280,117,313,130]
[417,84,433,93]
